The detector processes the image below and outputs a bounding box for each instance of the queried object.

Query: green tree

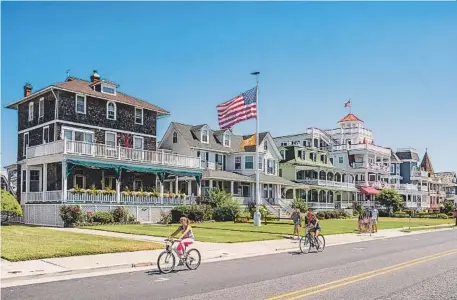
[290,198,308,213]
[209,188,242,221]
[378,189,404,214]
[442,200,455,215]
[1,190,23,224]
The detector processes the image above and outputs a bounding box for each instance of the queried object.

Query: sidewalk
[2,225,454,284]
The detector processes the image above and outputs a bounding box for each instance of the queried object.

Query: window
[133,136,144,154]
[106,132,117,148]
[106,101,116,120]
[339,157,343,164]
[29,170,40,192]
[235,156,241,170]
[281,142,287,146]
[133,179,143,191]
[76,95,86,114]
[22,170,26,193]
[258,157,263,170]
[43,126,49,144]
[223,132,230,147]
[390,164,395,174]
[28,102,34,121]
[245,156,254,169]
[279,169,283,177]
[330,158,333,164]
[101,84,116,95]
[298,150,303,159]
[201,129,209,143]
[39,97,44,118]
[135,108,143,125]
[172,132,178,143]
[280,150,286,160]
[23,133,29,157]
[264,141,268,151]
[74,174,86,189]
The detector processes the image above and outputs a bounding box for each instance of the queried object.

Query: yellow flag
[240,134,256,149]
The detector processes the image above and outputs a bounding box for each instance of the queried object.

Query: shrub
[208,189,233,208]
[92,212,114,224]
[59,205,82,227]
[290,198,308,212]
[171,204,213,223]
[437,213,448,219]
[111,207,128,222]
[214,199,242,221]
[1,190,23,224]
[235,211,251,223]
[159,210,171,225]
[247,202,269,218]
[84,211,94,223]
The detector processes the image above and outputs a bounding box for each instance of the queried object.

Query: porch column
[23,165,29,204]
[116,170,121,204]
[159,181,164,203]
[43,163,48,200]
[175,176,179,194]
[209,180,213,190]
[277,184,282,199]
[62,161,67,202]
[292,188,296,199]
[230,181,234,194]
[197,182,202,197]
[187,180,192,196]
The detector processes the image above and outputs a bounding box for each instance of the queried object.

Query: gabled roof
[420,150,434,174]
[170,122,269,153]
[338,113,363,123]
[6,77,169,115]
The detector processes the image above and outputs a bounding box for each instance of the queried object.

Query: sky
[1,2,457,172]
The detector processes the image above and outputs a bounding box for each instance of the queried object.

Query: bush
[59,205,82,227]
[171,204,213,223]
[111,207,128,223]
[437,213,448,219]
[208,188,233,208]
[290,198,308,212]
[92,212,114,224]
[1,190,23,224]
[159,210,171,225]
[214,200,242,221]
[247,202,269,218]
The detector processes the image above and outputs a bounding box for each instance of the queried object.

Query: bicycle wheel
[299,236,311,254]
[157,251,175,274]
[185,249,201,270]
[317,235,325,252]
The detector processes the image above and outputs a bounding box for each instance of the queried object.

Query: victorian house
[6,71,202,206]
[158,122,298,206]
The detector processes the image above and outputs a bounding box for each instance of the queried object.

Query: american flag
[217,86,257,130]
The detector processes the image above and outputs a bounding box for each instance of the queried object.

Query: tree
[1,189,23,224]
[378,189,404,214]
[442,200,455,215]
[290,198,308,213]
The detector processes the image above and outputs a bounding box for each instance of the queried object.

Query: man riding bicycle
[305,214,321,239]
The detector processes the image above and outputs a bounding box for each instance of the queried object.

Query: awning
[358,186,381,195]
[66,159,202,183]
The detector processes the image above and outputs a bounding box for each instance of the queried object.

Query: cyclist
[170,216,195,260]
[305,214,321,241]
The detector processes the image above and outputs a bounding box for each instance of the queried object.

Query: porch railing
[26,139,201,169]
[22,191,63,203]
[297,178,356,189]
[352,162,389,172]
[307,202,335,210]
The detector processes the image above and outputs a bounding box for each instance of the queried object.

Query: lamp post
[251,71,261,226]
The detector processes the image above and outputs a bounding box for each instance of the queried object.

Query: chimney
[90,70,100,83]
[24,83,32,97]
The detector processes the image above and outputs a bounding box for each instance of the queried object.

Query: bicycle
[157,238,201,274]
[299,227,325,254]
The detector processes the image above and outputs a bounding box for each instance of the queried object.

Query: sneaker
[177,260,184,266]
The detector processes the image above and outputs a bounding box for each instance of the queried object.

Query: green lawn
[1,225,163,262]
[82,217,454,243]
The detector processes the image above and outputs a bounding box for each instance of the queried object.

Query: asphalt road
[3,229,457,300]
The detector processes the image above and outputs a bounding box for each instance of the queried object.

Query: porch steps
[270,205,291,219]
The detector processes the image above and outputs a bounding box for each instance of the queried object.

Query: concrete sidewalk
[2,226,454,284]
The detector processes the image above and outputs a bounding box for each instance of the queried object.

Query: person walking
[291,207,302,240]
[370,206,379,233]
[453,209,457,227]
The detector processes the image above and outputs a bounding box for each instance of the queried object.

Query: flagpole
[251,71,261,226]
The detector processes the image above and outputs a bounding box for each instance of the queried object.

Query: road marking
[154,277,170,282]
[265,249,457,300]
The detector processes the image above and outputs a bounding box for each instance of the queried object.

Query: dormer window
[223,131,231,147]
[172,132,178,144]
[201,129,209,143]
[28,102,34,121]
[106,101,116,120]
[101,84,116,95]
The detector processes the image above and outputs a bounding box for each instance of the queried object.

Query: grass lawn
[82,217,454,243]
[1,225,162,262]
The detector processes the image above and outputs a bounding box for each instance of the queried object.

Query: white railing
[418,186,429,192]
[429,190,437,196]
[22,190,63,203]
[67,192,117,203]
[25,139,201,169]
[26,140,65,159]
[307,202,335,210]
[352,162,389,172]
[333,143,391,156]
[412,170,429,178]
[398,184,418,191]
[65,191,195,205]
[233,196,253,204]
[298,178,356,189]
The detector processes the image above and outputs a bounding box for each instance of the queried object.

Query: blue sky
[2,2,457,171]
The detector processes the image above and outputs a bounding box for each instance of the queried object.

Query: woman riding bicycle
[307,214,321,239]
[170,216,195,257]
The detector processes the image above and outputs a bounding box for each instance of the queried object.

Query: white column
[209,180,213,190]
[230,181,234,194]
[116,171,121,203]
[101,170,105,189]
[175,176,179,194]
[43,163,48,201]
[187,180,192,196]
[277,184,282,199]
[292,188,296,199]
[62,161,67,202]
[365,171,368,186]
[159,181,164,203]
[197,182,202,197]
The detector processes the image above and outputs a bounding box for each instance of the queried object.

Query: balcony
[411,170,429,178]
[26,140,201,169]
[352,162,389,172]
[333,143,391,156]
[202,161,223,171]
[298,178,356,189]
[398,184,418,191]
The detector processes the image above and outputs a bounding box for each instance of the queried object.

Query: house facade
[159,122,298,206]
[6,71,202,207]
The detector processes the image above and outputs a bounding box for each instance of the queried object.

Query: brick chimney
[90,70,100,83]
[24,83,32,97]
